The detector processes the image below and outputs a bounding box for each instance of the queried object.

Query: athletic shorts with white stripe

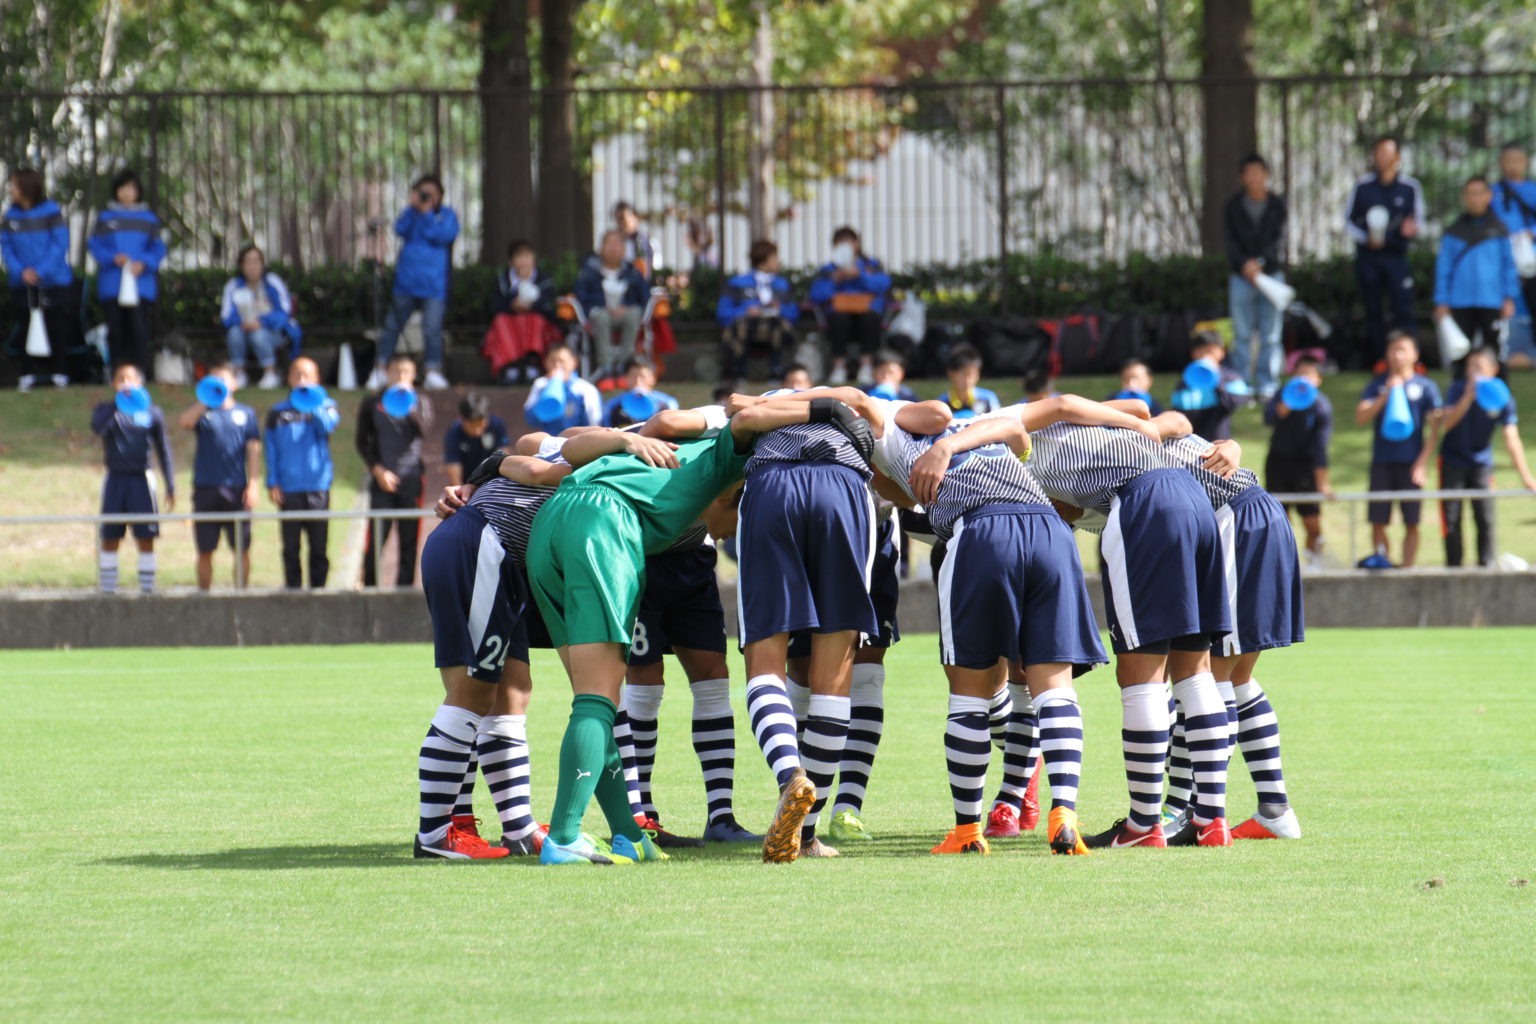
[421,504,530,679]
[736,461,878,644]
[1100,468,1230,654]
[1214,486,1305,656]
[938,503,1107,671]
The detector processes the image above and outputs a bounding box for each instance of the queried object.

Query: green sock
[548,694,617,846]
[596,735,645,843]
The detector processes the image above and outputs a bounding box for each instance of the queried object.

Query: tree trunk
[1200,0,1256,258]
[746,0,775,242]
[479,0,534,264]
[538,0,590,265]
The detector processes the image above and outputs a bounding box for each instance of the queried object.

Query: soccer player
[442,392,510,487]
[1438,347,1536,566]
[938,344,1002,417]
[1023,414,1233,848]
[179,363,260,591]
[92,364,174,594]
[264,357,339,590]
[525,397,822,865]
[1356,330,1442,567]
[1150,413,1305,842]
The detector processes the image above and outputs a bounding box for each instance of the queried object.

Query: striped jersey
[873,420,1048,541]
[1025,420,1176,518]
[466,448,569,565]
[745,421,872,480]
[1163,434,1260,509]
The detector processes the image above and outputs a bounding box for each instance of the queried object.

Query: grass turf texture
[2,629,1533,1021]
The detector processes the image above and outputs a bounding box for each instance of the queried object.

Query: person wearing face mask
[88,169,168,376]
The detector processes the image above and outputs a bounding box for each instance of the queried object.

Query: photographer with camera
[368,175,459,391]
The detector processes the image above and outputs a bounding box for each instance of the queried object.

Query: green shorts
[525,484,646,650]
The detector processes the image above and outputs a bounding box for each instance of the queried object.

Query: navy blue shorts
[1100,468,1231,655]
[939,503,1107,671]
[421,505,530,680]
[788,511,901,660]
[101,471,159,540]
[629,544,728,667]
[1216,486,1305,656]
[192,486,252,554]
[737,461,878,645]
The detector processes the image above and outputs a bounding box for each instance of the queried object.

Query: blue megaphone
[115,385,151,416]
[291,383,328,414]
[1380,384,1414,442]
[870,383,900,401]
[382,384,418,419]
[1171,387,1216,411]
[1110,388,1152,406]
[196,375,230,408]
[1182,358,1221,391]
[620,389,658,423]
[1475,377,1511,415]
[1280,377,1317,411]
[953,406,976,419]
[531,376,568,422]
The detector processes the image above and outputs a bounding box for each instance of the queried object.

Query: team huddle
[412,385,1303,865]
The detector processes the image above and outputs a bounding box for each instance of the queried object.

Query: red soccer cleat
[451,814,482,838]
[984,803,1021,838]
[1021,756,1042,830]
[634,814,704,849]
[414,823,510,860]
[1196,817,1232,847]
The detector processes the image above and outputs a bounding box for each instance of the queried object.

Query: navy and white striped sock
[418,705,481,843]
[993,682,1038,811]
[1120,682,1170,831]
[622,685,664,819]
[1035,688,1083,811]
[987,684,1013,749]
[1234,680,1289,812]
[99,550,118,594]
[799,693,850,839]
[945,694,992,826]
[689,678,736,825]
[1215,678,1239,748]
[453,746,478,820]
[746,675,801,787]
[1164,696,1193,817]
[137,551,156,594]
[833,663,884,815]
[478,714,538,841]
[611,708,645,818]
[1172,672,1231,825]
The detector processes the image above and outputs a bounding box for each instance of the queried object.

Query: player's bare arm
[1149,411,1194,441]
[908,415,1028,506]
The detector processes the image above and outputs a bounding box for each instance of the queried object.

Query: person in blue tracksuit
[88,169,168,375]
[1493,143,1536,350]
[717,239,800,382]
[220,244,302,390]
[2,167,76,390]
[1433,176,1519,374]
[265,356,340,589]
[1344,135,1425,365]
[372,175,459,390]
[808,225,891,385]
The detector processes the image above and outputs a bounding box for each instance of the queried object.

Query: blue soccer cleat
[609,832,670,863]
[702,816,764,843]
[539,833,631,866]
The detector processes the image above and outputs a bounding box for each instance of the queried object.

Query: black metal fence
[4,73,1535,279]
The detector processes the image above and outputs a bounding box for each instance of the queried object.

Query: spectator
[686,215,718,272]
[1021,367,1057,403]
[574,230,648,375]
[265,356,340,589]
[809,225,891,385]
[1345,135,1424,364]
[937,344,1001,417]
[356,354,432,588]
[524,343,601,434]
[603,354,678,427]
[1109,358,1164,414]
[443,392,510,486]
[1493,142,1536,360]
[219,244,301,390]
[369,175,458,392]
[179,363,260,590]
[483,239,558,384]
[1226,153,1289,399]
[1433,175,1518,371]
[88,169,167,376]
[1263,354,1334,561]
[1437,347,1536,567]
[92,363,174,594]
[717,238,799,383]
[1172,332,1246,440]
[613,200,661,282]
[2,166,75,391]
[864,349,918,401]
[780,364,813,391]
[1355,330,1442,568]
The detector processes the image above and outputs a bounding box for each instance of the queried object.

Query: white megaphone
[1253,272,1295,312]
[24,306,50,357]
[1437,314,1471,366]
[1511,232,1536,279]
[117,266,140,307]
[1366,205,1390,245]
[336,340,359,391]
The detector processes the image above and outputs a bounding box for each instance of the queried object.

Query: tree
[1200,0,1256,258]
[475,0,535,263]
[537,0,591,262]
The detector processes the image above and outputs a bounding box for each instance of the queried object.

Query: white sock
[99,551,119,593]
[622,683,665,720]
[1171,672,1229,825]
[137,550,157,593]
[786,678,812,721]
[1120,682,1170,830]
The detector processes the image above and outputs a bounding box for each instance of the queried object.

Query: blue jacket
[1433,213,1518,310]
[1345,173,1424,255]
[1,200,73,289]
[525,374,603,433]
[87,204,168,301]
[264,398,340,492]
[1493,179,1536,234]
[808,256,891,314]
[392,205,459,300]
[575,254,648,313]
[220,273,302,343]
[717,271,800,327]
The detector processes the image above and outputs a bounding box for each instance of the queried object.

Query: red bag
[482,313,559,375]
[649,316,677,356]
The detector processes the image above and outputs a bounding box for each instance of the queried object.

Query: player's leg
[99,536,122,593]
[675,644,760,843]
[1230,653,1301,840]
[99,475,125,594]
[414,667,506,860]
[987,662,1041,837]
[745,633,816,863]
[480,657,548,854]
[797,630,856,858]
[829,645,884,843]
[620,664,665,823]
[931,662,995,855]
[134,536,156,594]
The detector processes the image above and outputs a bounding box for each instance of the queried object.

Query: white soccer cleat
[1232,807,1302,840]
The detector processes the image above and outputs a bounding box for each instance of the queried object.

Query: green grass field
[3,629,1533,1022]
